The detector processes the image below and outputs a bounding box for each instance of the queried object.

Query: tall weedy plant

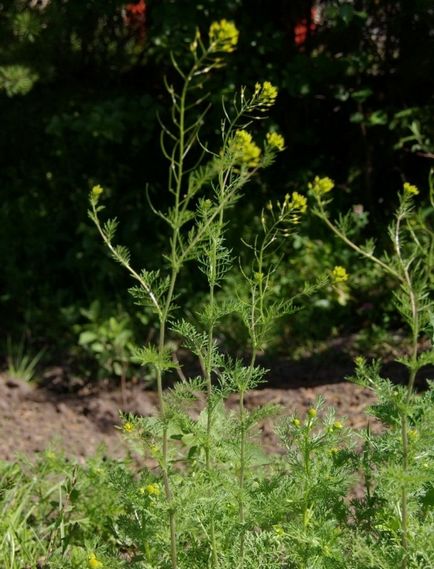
[311,174,434,569]
[88,19,293,568]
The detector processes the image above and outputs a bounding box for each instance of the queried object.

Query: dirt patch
[0,355,382,462]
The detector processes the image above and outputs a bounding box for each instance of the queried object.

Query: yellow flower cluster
[403,182,419,196]
[88,553,103,569]
[329,420,343,433]
[209,19,239,53]
[290,191,307,214]
[307,408,317,418]
[144,483,161,496]
[266,131,285,151]
[272,192,308,225]
[408,429,419,441]
[123,421,134,433]
[273,524,285,536]
[308,176,335,197]
[331,266,349,283]
[91,184,103,203]
[255,81,278,107]
[230,130,261,168]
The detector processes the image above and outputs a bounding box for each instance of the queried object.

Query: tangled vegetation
[2,16,434,569]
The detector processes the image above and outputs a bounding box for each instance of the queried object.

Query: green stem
[316,201,402,282]
[400,413,409,569]
[154,49,214,567]
[238,390,247,565]
[204,253,217,566]
[239,344,257,567]
[301,418,315,569]
[204,196,228,566]
[315,197,420,569]
[90,203,162,318]
[302,429,311,531]
[157,268,179,569]
[393,211,419,569]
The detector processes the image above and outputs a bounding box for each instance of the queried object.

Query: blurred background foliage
[1,0,434,374]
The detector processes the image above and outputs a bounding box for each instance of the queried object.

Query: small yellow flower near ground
[307,408,317,418]
[91,184,103,203]
[266,131,285,151]
[230,130,261,168]
[408,429,419,441]
[403,182,419,196]
[144,483,161,496]
[88,552,103,569]
[292,417,301,428]
[123,421,134,433]
[333,421,343,430]
[209,20,239,52]
[331,266,349,283]
[273,524,285,536]
[308,176,335,197]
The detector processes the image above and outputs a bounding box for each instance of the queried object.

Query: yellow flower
[308,176,335,197]
[403,182,419,196]
[280,192,307,224]
[292,418,301,428]
[331,266,349,284]
[307,408,317,418]
[91,184,103,203]
[290,192,307,214]
[255,81,278,107]
[123,421,134,433]
[333,421,343,430]
[230,130,261,168]
[273,524,285,536]
[408,429,419,442]
[144,483,160,496]
[209,20,239,53]
[266,131,285,151]
[88,553,103,569]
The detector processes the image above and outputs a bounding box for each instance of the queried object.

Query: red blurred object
[126,0,146,15]
[124,0,147,41]
[294,6,318,47]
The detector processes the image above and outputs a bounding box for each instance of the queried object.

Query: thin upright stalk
[157,268,179,569]
[393,211,419,569]
[203,281,219,569]
[153,50,215,567]
[315,196,421,569]
[238,357,256,566]
[203,215,224,568]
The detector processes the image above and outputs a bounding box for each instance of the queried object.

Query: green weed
[2,18,434,569]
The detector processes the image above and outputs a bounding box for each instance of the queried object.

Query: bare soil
[2,337,430,463]
[4,347,418,462]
